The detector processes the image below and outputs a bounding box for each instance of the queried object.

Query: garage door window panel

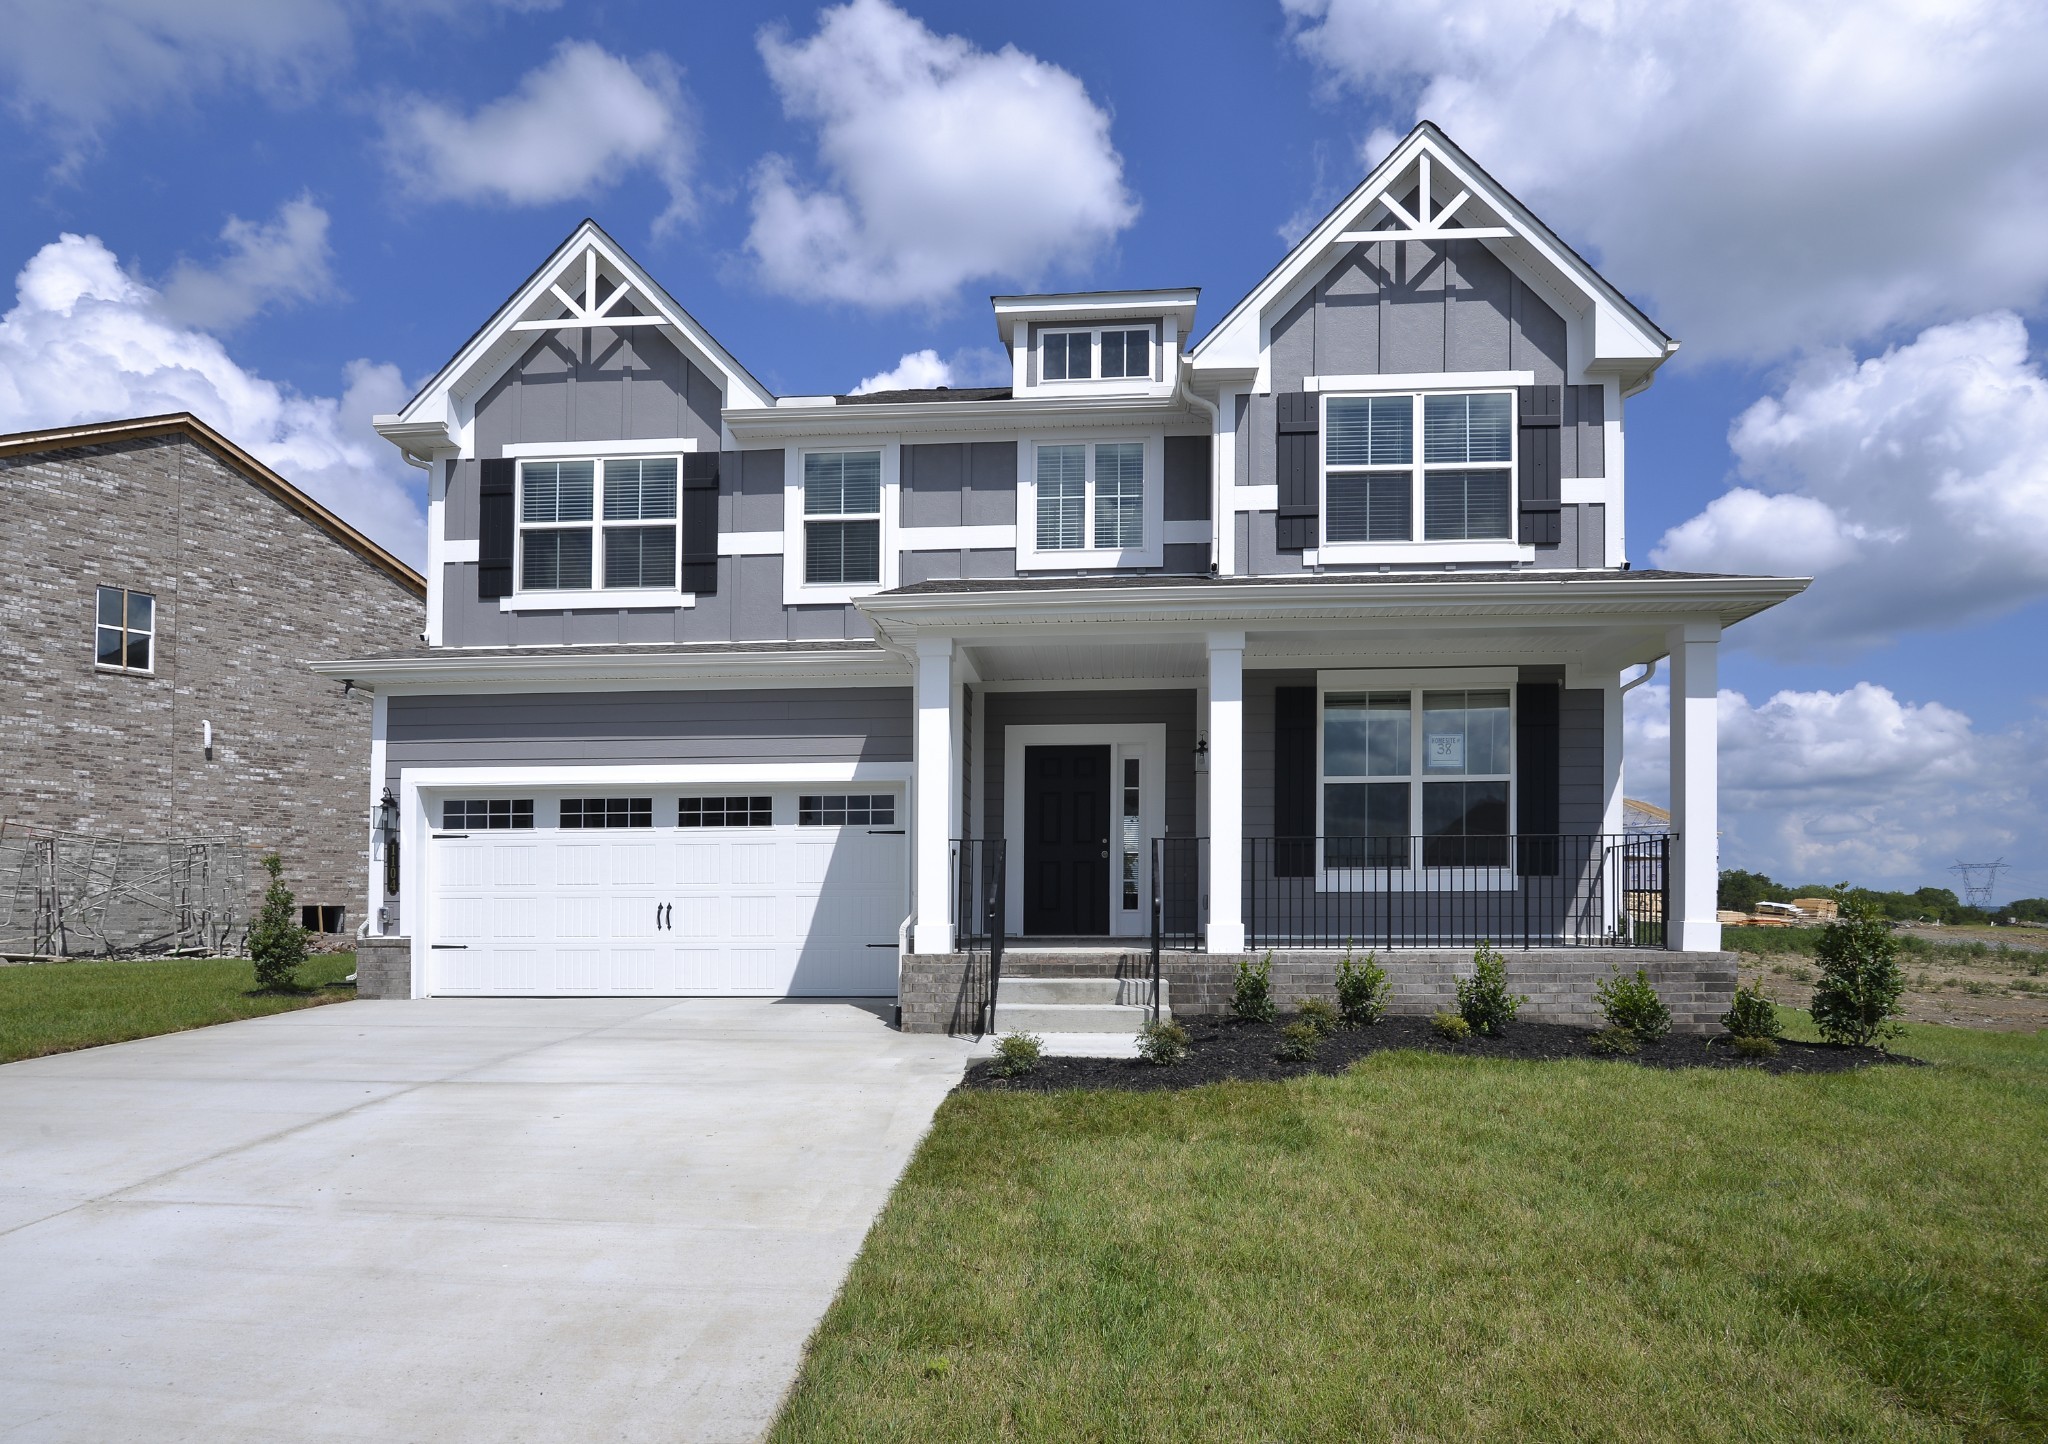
[442,799,535,830]
[679,796,772,827]
[799,794,895,826]
[560,797,653,829]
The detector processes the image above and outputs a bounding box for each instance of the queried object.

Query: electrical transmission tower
[1949,859,2009,910]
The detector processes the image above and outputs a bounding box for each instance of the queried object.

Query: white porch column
[1667,622,1721,952]
[912,637,957,955]
[1206,631,1246,953]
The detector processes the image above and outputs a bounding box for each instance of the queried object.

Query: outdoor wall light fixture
[1194,735,1210,773]
[376,788,400,897]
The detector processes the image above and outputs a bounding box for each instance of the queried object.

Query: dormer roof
[375,220,775,463]
[1190,122,1676,394]
[991,288,1200,340]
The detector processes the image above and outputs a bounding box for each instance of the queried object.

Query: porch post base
[1206,922,1245,953]
[913,922,955,956]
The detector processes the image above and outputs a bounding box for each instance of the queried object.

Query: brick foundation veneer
[354,936,413,999]
[900,949,1737,1035]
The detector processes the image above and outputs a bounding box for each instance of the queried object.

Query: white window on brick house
[95,585,154,673]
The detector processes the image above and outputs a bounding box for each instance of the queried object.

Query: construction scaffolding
[0,824,249,958]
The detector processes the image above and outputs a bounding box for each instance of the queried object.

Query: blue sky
[1,0,2043,900]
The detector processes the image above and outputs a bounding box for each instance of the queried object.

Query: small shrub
[1811,896,1906,1048]
[1586,1024,1641,1057]
[1294,996,1340,1039]
[1595,967,1671,1042]
[1136,1018,1190,1066]
[991,1032,1043,1077]
[1732,1034,1781,1060]
[1431,1010,1471,1042]
[1334,943,1391,1027]
[1276,1020,1321,1062]
[1721,975,1783,1040]
[1454,941,1525,1037]
[248,853,309,992]
[1233,951,1277,1023]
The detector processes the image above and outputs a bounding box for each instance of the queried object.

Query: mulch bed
[961,1014,1920,1094]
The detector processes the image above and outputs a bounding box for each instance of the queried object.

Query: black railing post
[1149,838,1162,1024]
[987,841,1006,1031]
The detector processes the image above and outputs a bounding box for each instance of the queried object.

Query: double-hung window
[1041,327,1154,382]
[1322,391,1514,547]
[803,450,882,585]
[1322,687,1512,873]
[95,585,154,673]
[1033,441,1146,553]
[518,457,678,593]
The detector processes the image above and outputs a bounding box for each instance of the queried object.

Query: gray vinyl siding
[1560,384,1605,478]
[1236,513,1310,575]
[901,441,1016,527]
[384,687,912,788]
[901,549,1019,584]
[980,689,1198,843]
[1163,435,1210,520]
[1531,503,1606,570]
[472,322,722,457]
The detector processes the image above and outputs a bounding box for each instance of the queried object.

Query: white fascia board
[992,289,1199,338]
[499,437,701,458]
[1305,370,1535,393]
[307,648,912,691]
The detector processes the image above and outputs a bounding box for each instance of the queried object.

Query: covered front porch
[858,570,1799,984]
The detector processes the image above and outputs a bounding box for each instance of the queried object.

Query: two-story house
[325,124,1805,1028]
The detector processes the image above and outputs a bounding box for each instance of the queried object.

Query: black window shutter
[1275,392,1319,551]
[1517,385,1562,547]
[1515,681,1560,876]
[680,452,721,596]
[1273,685,1317,877]
[477,458,515,600]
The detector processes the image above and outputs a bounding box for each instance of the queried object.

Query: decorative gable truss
[375,220,775,466]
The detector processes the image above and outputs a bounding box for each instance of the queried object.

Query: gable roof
[379,219,775,460]
[1189,121,1676,392]
[0,413,425,596]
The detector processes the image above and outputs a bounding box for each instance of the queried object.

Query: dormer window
[1041,326,1155,382]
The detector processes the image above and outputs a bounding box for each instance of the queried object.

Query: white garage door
[425,789,906,996]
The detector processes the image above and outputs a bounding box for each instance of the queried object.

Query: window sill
[94,663,156,678]
[1017,545,1164,572]
[499,589,697,612]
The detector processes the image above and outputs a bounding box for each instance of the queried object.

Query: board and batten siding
[980,689,1198,842]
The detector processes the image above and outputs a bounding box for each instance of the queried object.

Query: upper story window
[518,457,677,593]
[1041,326,1154,382]
[95,585,154,673]
[1035,441,1145,551]
[803,449,882,585]
[1324,391,1513,546]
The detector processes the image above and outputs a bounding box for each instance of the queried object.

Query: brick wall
[0,433,423,949]
[901,949,1738,1034]
[355,936,413,998]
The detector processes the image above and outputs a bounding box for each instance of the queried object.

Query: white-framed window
[679,796,772,827]
[1319,683,1513,875]
[517,457,677,594]
[1322,390,1515,552]
[799,794,895,826]
[803,449,882,585]
[1020,437,1160,567]
[95,584,154,673]
[441,799,535,829]
[1040,325,1155,382]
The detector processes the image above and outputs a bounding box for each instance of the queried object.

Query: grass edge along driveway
[771,1016,2047,1443]
[0,954,356,1064]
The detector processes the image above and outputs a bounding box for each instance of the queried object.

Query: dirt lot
[1730,923,2048,1032]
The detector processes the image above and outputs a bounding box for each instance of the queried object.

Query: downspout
[1176,365,1221,573]
[1621,658,1660,693]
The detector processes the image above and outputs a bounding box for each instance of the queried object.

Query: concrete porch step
[998,975,1169,1009]
[991,1001,1158,1034]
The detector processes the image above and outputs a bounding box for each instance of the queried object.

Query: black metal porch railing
[950,839,1005,1032]
[1244,833,1671,950]
[1146,837,1207,1024]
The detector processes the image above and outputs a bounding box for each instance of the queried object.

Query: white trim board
[400,762,913,789]
[1305,370,1534,393]
[498,437,702,458]
[499,589,697,613]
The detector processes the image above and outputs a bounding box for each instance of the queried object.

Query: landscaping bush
[1721,974,1783,1040]
[1294,996,1339,1039]
[1454,941,1525,1037]
[1431,1010,1471,1042]
[1587,1024,1641,1057]
[1334,943,1391,1027]
[1276,1021,1321,1062]
[992,1032,1043,1077]
[1811,897,1906,1048]
[1595,967,1671,1042]
[1136,1018,1190,1067]
[1732,1035,1782,1060]
[1232,952,1277,1023]
[248,854,309,992]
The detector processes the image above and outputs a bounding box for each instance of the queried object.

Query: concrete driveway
[0,998,973,1443]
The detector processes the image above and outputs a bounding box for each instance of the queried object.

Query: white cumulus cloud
[1625,681,2045,891]
[1284,0,2048,360]
[0,232,425,565]
[1653,312,2048,653]
[848,344,1010,394]
[158,195,338,331]
[747,0,1139,308]
[382,40,695,229]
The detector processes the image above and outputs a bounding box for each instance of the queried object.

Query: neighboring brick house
[0,414,424,951]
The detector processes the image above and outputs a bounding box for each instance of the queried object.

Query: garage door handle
[865,942,897,948]
[869,829,905,835]
[664,903,673,930]
[431,944,467,950]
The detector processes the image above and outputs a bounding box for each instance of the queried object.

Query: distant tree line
[1718,869,2048,927]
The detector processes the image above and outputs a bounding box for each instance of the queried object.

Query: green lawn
[772,1015,2047,1443]
[0,953,356,1064]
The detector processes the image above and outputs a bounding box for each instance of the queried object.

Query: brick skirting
[355,936,412,999]
[900,948,1737,1035]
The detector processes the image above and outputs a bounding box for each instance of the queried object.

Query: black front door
[1023,745,1110,935]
